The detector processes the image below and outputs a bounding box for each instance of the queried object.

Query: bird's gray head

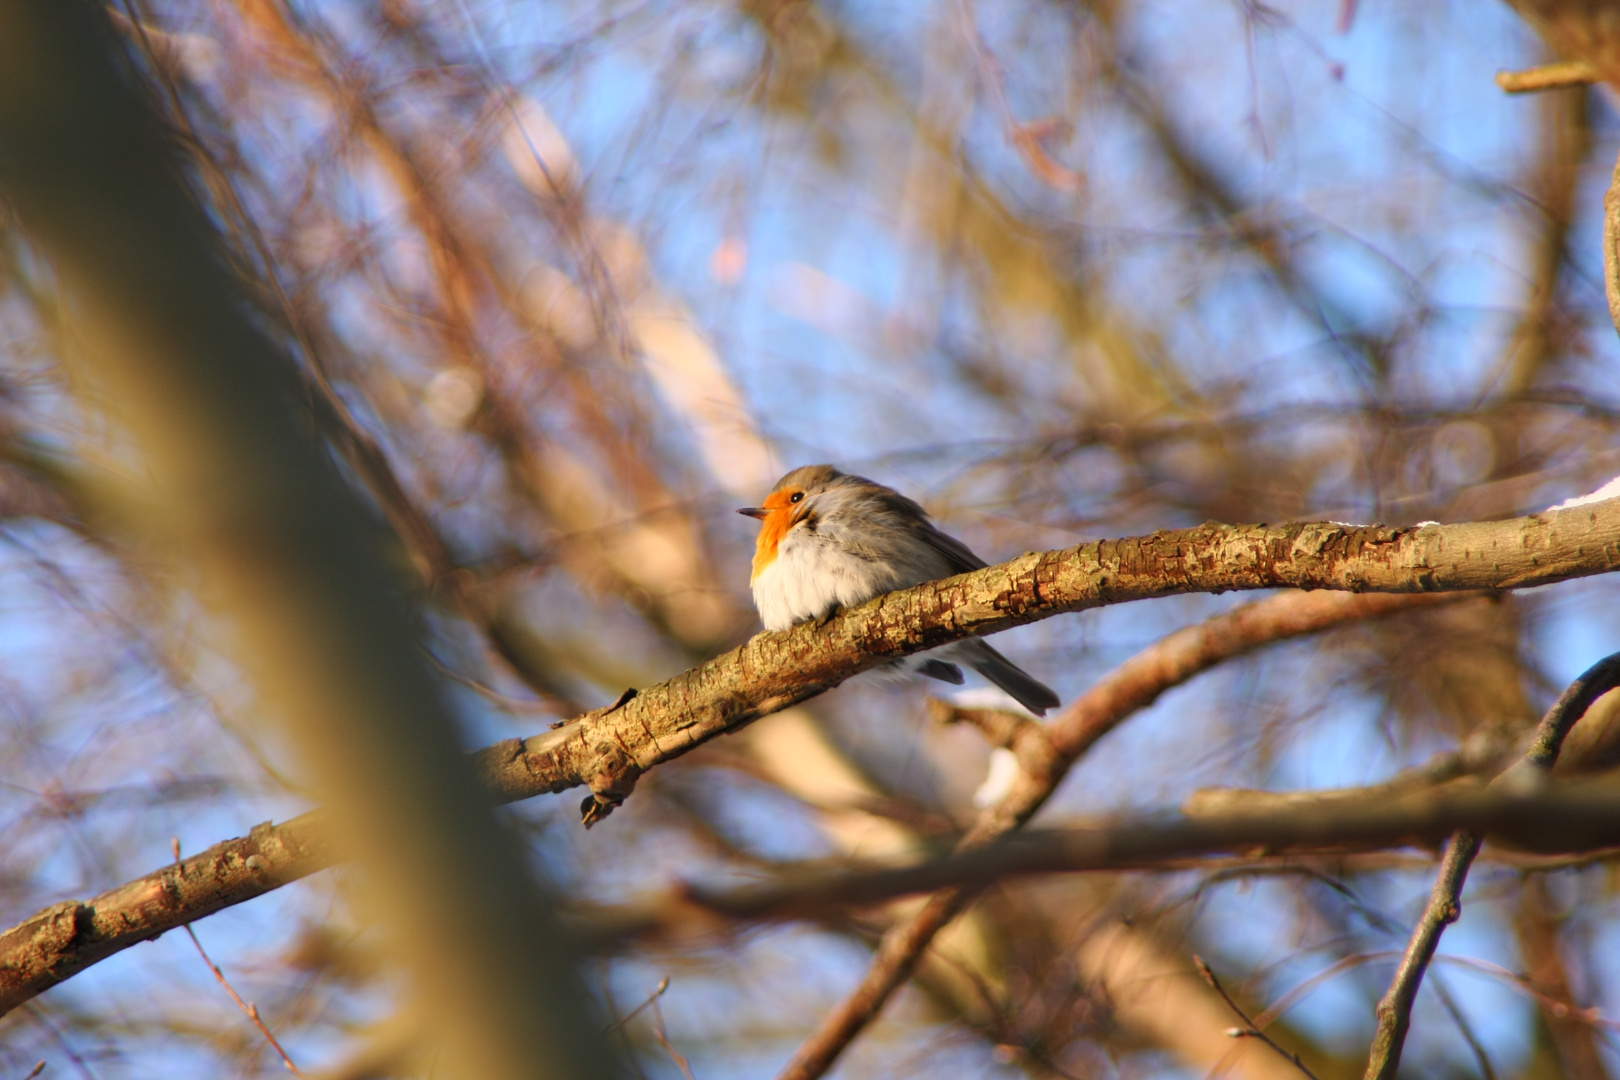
[736,464,928,526]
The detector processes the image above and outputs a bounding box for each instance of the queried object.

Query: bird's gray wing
[915,522,987,575]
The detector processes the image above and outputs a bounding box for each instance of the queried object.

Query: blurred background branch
[3,0,1620,1076]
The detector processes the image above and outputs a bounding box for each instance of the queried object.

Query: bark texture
[0,816,329,1015]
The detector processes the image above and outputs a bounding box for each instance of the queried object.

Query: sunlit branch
[1496,60,1598,93]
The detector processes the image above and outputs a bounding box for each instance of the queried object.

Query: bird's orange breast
[749,490,803,580]
[751,510,791,579]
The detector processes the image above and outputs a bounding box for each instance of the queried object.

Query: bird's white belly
[751,533,910,632]
[750,528,980,687]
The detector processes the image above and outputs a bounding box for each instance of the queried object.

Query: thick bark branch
[482,503,1620,818]
[0,816,331,1016]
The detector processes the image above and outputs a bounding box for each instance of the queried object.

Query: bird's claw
[813,604,843,630]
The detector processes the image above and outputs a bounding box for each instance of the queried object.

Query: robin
[739,464,1061,716]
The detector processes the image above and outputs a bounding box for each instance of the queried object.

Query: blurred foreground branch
[0,3,619,1076]
[1606,143,1620,342]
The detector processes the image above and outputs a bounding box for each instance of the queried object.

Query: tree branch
[572,780,1620,940]
[1496,60,1599,93]
[1363,830,1484,1080]
[1,593,1442,1017]
[1362,650,1620,1080]
[0,816,331,1016]
[491,505,1620,822]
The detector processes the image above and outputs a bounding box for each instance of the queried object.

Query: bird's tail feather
[962,638,1060,717]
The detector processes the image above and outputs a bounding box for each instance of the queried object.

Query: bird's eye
[790,491,804,503]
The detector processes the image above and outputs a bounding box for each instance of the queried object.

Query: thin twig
[603,976,671,1036]
[1362,650,1620,1080]
[1363,831,1481,1080]
[650,997,697,1080]
[1221,872,1500,1080]
[1496,60,1598,94]
[1431,953,1620,1033]
[20,1063,46,1080]
[1433,962,1499,1080]
[598,965,654,1080]
[1194,956,1320,1080]
[425,651,561,715]
[19,1004,99,1080]
[953,0,1081,191]
[173,841,306,1077]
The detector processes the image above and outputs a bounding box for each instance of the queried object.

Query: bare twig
[650,997,698,1080]
[1432,953,1620,1033]
[603,977,671,1036]
[1362,650,1620,1080]
[571,780,1620,942]
[424,651,562,716]
[173,840,305,1076]
[1496,60,1598,93]
[20,1062,46,1080]
[953,0,1080,192]
[772,591,1467,1080]
[1194,956,1320,1080]
[1430,977,1500,1080]
[18,1004,99,1080]
[1363,831,1482,1080]
[1514,875,1607,1079]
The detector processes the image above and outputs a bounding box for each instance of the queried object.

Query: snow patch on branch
[974,748,1021,809]
[1548,476,1620,512]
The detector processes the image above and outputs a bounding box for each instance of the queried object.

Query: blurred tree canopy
[4,0,1620,1078]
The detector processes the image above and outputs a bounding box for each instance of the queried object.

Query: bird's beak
[737,507,769,520]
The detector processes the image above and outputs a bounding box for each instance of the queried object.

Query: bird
[738,464,1061,716]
